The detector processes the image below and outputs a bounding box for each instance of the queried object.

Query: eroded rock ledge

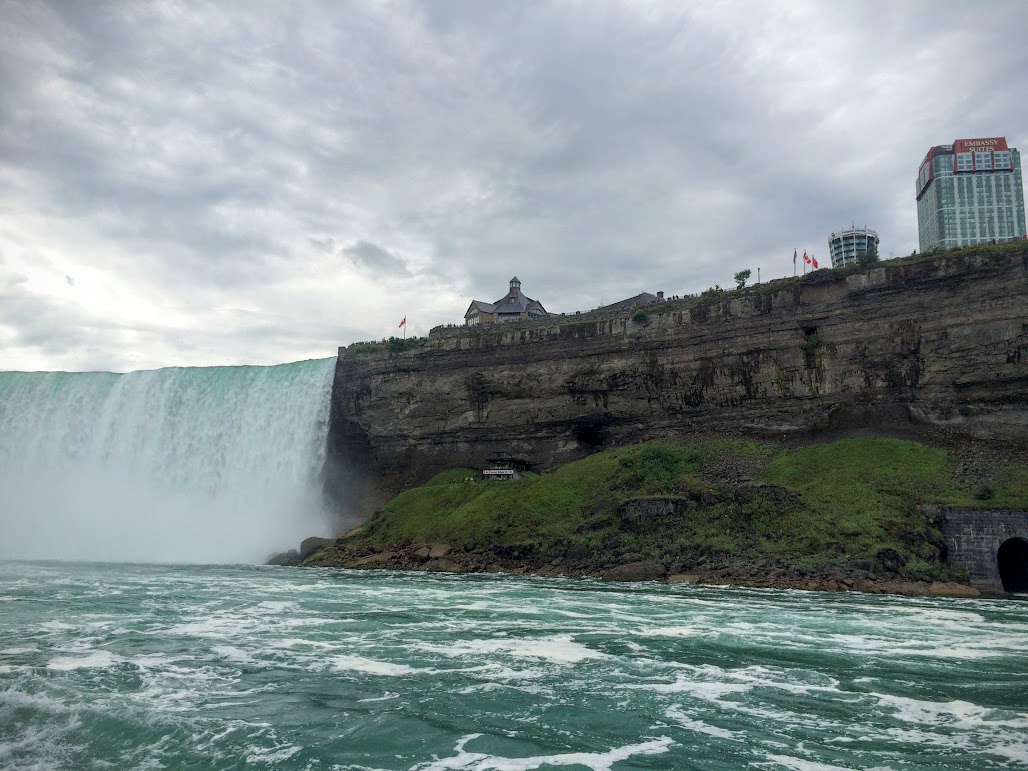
[283,536,981,599]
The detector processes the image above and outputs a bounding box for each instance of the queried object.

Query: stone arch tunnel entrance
[937,507,1028,592]
[998,538,1028,593]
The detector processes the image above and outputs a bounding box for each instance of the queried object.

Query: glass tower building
[828,227,880,268]
[916,137,1026,252]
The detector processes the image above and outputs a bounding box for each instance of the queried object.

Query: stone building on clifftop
[464,277,548,326]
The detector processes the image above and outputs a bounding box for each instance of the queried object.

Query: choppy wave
[1,561,1026,769]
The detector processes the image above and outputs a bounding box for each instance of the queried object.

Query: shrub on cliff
[856,243,880,268]
[347,336,426,355]
[698,285,726,303]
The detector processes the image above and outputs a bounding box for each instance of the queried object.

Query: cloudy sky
[2,0,1026,372]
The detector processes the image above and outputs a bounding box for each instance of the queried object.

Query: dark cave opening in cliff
[997,537,1028,593]
[573,419,609,451]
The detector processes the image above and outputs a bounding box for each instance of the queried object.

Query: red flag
[398,315,406,328]
[812,256,819,269]
[793,248,797,265]
[803,251,811,264]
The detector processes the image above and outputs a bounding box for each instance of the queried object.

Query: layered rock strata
[326,249,1028,516]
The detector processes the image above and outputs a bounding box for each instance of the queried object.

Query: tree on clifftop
[734,269,751,289]
[857,243,880,269]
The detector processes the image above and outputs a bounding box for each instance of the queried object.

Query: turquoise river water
[1,561,1026,770]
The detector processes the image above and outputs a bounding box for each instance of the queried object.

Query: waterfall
[0,358,338,563]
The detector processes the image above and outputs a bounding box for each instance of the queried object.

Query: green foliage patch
[347,336,426,355]
[357,436,1027,581]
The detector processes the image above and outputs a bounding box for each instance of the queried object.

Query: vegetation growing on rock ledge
[346,336,426,354]
[303,438,1026,593]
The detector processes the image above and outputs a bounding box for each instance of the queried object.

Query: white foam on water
[721,665,841,696]
[763,754,857,771]
[626,662,782,701]
[0,687,73,713]
[453,601,495,611]
[212,645,259,665]
[0,716,84,770]
[1,646,38,655]
[270,638,334,649]
[422,635,606,664]
[642,626,699,638]
[876,725,975,753]
[357,692,400,703]
[244,744,302,764]
[329,655,419,677]
[38,620,75,632]
[665,705,739,739]
[458,683,505,695]
[454,663,548,683]
[46,650,121,671]
[167,615,263,638]
[411,733,674,770]
[873,694,1028,729]
[827,631,1016,661]
[894,644,994,660]
[987,740,1028,764]
[129,653,181,669]
[891,608,986,626]
[255,600,301,613]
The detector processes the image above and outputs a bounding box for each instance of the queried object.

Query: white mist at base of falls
[0,358,338,563]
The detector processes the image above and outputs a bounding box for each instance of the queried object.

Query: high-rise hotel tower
[916,137,1025,252]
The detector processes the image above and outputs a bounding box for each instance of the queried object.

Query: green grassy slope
[355,438,1027,582]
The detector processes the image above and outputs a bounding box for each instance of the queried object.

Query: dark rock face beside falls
[323,249,1028,518]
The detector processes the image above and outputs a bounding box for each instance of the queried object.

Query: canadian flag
[803,251,812,265]
[398,315,406,328]
[812,256,819,269]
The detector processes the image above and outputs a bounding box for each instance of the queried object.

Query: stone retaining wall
[938,507,1028,592]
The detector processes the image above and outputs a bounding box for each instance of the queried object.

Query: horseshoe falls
[0,358,336,563]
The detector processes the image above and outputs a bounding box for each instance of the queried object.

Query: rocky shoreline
[270,534,981,599]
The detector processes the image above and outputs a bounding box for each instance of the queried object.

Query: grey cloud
[1,0,1027,370]
[309,237,336,253]
[342,241,411,277]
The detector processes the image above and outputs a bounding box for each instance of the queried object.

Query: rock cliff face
[325,249,1028,517]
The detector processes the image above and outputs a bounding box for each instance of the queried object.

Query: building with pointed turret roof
[464,277,548,326]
